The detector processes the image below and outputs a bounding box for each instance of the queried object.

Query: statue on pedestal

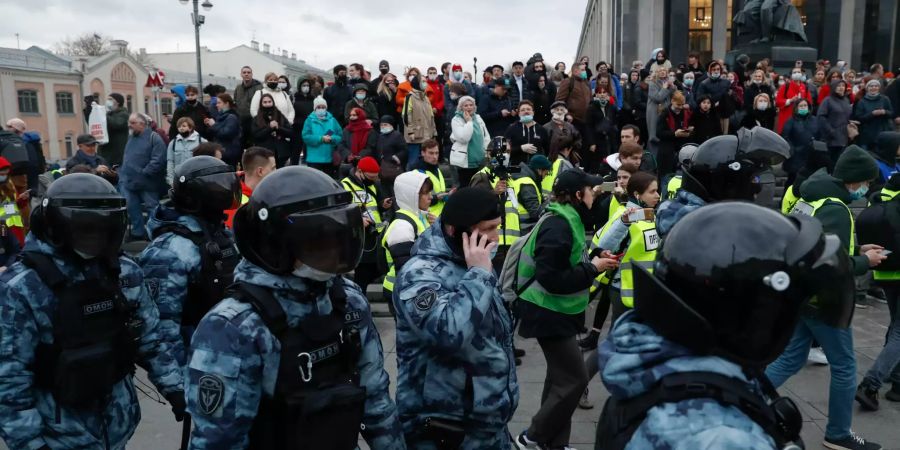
[734,0,807,44]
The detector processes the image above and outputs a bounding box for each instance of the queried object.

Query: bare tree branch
[54,32,109,57]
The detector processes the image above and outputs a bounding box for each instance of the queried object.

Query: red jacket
[425,79,445,117]
[775,81,811,133]
[224,179,253,229]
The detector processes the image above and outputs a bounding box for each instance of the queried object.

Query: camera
[488,136,520,181]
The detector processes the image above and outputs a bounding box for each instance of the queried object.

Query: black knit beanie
[834,145,879,183]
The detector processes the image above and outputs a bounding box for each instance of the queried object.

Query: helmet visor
[284,203,363,274]
[197,172,241,211]
[56,206,127,258]
[803,235,855,328]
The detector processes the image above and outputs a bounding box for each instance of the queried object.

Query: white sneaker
[808,347,829,365]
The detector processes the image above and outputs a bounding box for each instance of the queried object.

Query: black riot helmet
[682,127,790,202]
[32,173,127,259]
[233,166,363,275]
[171,156,240,221]
[633,202,854,368]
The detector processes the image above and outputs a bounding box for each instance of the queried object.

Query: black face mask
[266,82,278,89]
[380,68,389,75]
[411,76,421,89]
[337,75,348,84]
[179,131,192,138]
[187,99,198,105]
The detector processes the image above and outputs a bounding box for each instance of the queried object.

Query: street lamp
[178,0,212,91]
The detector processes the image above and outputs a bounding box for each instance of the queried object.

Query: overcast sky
[1,0,587,75]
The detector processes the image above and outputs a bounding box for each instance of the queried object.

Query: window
[56,92,74,114]
[161,97,173,115]
[126,95,133,112]
[144,96,150,114]
[17,90,39,114]
[64,134,74,158]
[688,0,713,62]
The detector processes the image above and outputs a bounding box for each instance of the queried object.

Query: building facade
[577,0,900,75]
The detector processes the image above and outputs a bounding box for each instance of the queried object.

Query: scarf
[346,108,372,155]
[456,109,484,168]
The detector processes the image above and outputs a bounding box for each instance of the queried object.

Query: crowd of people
[1,47,900,450]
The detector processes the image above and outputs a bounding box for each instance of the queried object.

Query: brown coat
[556,78,592,122]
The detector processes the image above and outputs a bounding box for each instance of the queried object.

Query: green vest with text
[618,216,660,308]
[477,166,521,245]
[424,169,448,216]
[381,209,428,292]
[518,202,590,314]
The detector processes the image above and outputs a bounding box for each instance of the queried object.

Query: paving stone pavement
[3,298,899,450]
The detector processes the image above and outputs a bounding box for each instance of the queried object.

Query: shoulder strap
[609,371,800,448]
[515,213,554,295]
[152,223,206,246]
[229,282,289,339]
[21,252,67,290]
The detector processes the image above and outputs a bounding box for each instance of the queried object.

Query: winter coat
[555,77,592,123]
[376,90,399,124]
[743,84,775,113]
[249,87,295,124]
[401,90,436,144]
[208,109,242,166]
[622,81,648,120]
[324,81,353,126]
[393,220,519,435]
[168,101,211,141]
[166,131,205,185]
[782,112,826,174]
[599,312,781,449]
[530,86,555,125]
[853,94,895,149]
[871,131,900,185]
[689,107,722,144]
[121,128,167,192]
[647,81,675,142]
[696,76,731,105]
[774,81,811,133]
[506,75,530,109]
[252,112,294,163]
[816,80,853,148]
[584,100,619,155]
[99,106,130,166]
[395,81,435,114]
[292,92,316,134]
[425,79,445,117]
[338,126,378,162]
[0,239,182,450]
[479,93,516,138]
[543,120,583,152]
[343,98,380,125]
[504,121,550,166]
[20,132,45,190]
[233,79,263,119]
[301,111,343,164]
[450,113,491,169]
[385,171,431,269]
[740,107,776,131]
[377,130,408,168]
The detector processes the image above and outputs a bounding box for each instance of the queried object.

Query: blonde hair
[754,93,771,105]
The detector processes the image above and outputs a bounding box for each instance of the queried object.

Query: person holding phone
[656,91,692,179]
[514,170,617,450]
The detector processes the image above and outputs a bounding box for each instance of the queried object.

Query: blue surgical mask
[489,245,499,260]
[710,72,721,79]
[519,115,534,123]
[797,108,809,116]
[850,184,869,200]
[453,71,463,81]
[315,109,327,118]
[0,175,6,183]
[580,71,588,80]
[683,78,694,87]
[355,93,366,101]
[380,126,392,135]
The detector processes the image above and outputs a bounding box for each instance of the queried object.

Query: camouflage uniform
[0,238,183,450]
[599,311,778,450]
[392,220,519,448]
[185,259,405,449]
[139,203,223,365]
[654,190,706,238]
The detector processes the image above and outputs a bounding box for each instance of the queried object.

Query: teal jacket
[301,111,343,164]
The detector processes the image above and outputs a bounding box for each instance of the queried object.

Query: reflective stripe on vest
[790,197,855,255]
[511,176,542,225]
[0,200,23,228]
[541,158,565,198]
[666,175,682,200]
[880,188,900,202]
[425,169,447,216]
[478,167,522,245]
[517,203,590,314]
[781,185,800,215]
[341,177,384,231]
[618,219,660,308]
[382,209,428,291]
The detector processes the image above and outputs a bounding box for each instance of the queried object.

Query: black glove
[166,391,187,422]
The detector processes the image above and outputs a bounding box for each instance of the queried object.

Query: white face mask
[301,85,310,94]
[428,74,438,81]
[277,82,287,90]
[757,102,769,110]
[105,100,115,109]
[552,111,566,122]
[292,265,334,282]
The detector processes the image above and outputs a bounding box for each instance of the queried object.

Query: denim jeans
[765,316,856,440]
[863,284,900,389]
[121,185,158,238]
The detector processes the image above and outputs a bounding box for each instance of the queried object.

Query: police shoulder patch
[414,289,437,311]
[197,374,224,415]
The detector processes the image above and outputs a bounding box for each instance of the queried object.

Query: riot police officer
[656,127,790,236]
[139,155,242,367]
[597,202,853,450]
[185,166,404,449]
[0,173,184,449]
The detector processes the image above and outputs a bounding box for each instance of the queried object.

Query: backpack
[857,200,900,271]
[499,213,552,305]
[0,131,30,174]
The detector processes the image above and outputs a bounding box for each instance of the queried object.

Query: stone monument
[726,0,817,74]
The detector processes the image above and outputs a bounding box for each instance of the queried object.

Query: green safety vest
[666,175,682,200]
[477,167,521,245]
[341,177,384,232]
[781,185,800,215]
[381,209,428,291]
[541,158,567,198]
[608,195,621,223]
[424,169,447,217]
[517,202,590,314]
[875,188,900,280]
[512,176,542,226]
[0,198,23,229]
[618,217,660,308]
[880,187,900,202]
[790,197,855,255]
